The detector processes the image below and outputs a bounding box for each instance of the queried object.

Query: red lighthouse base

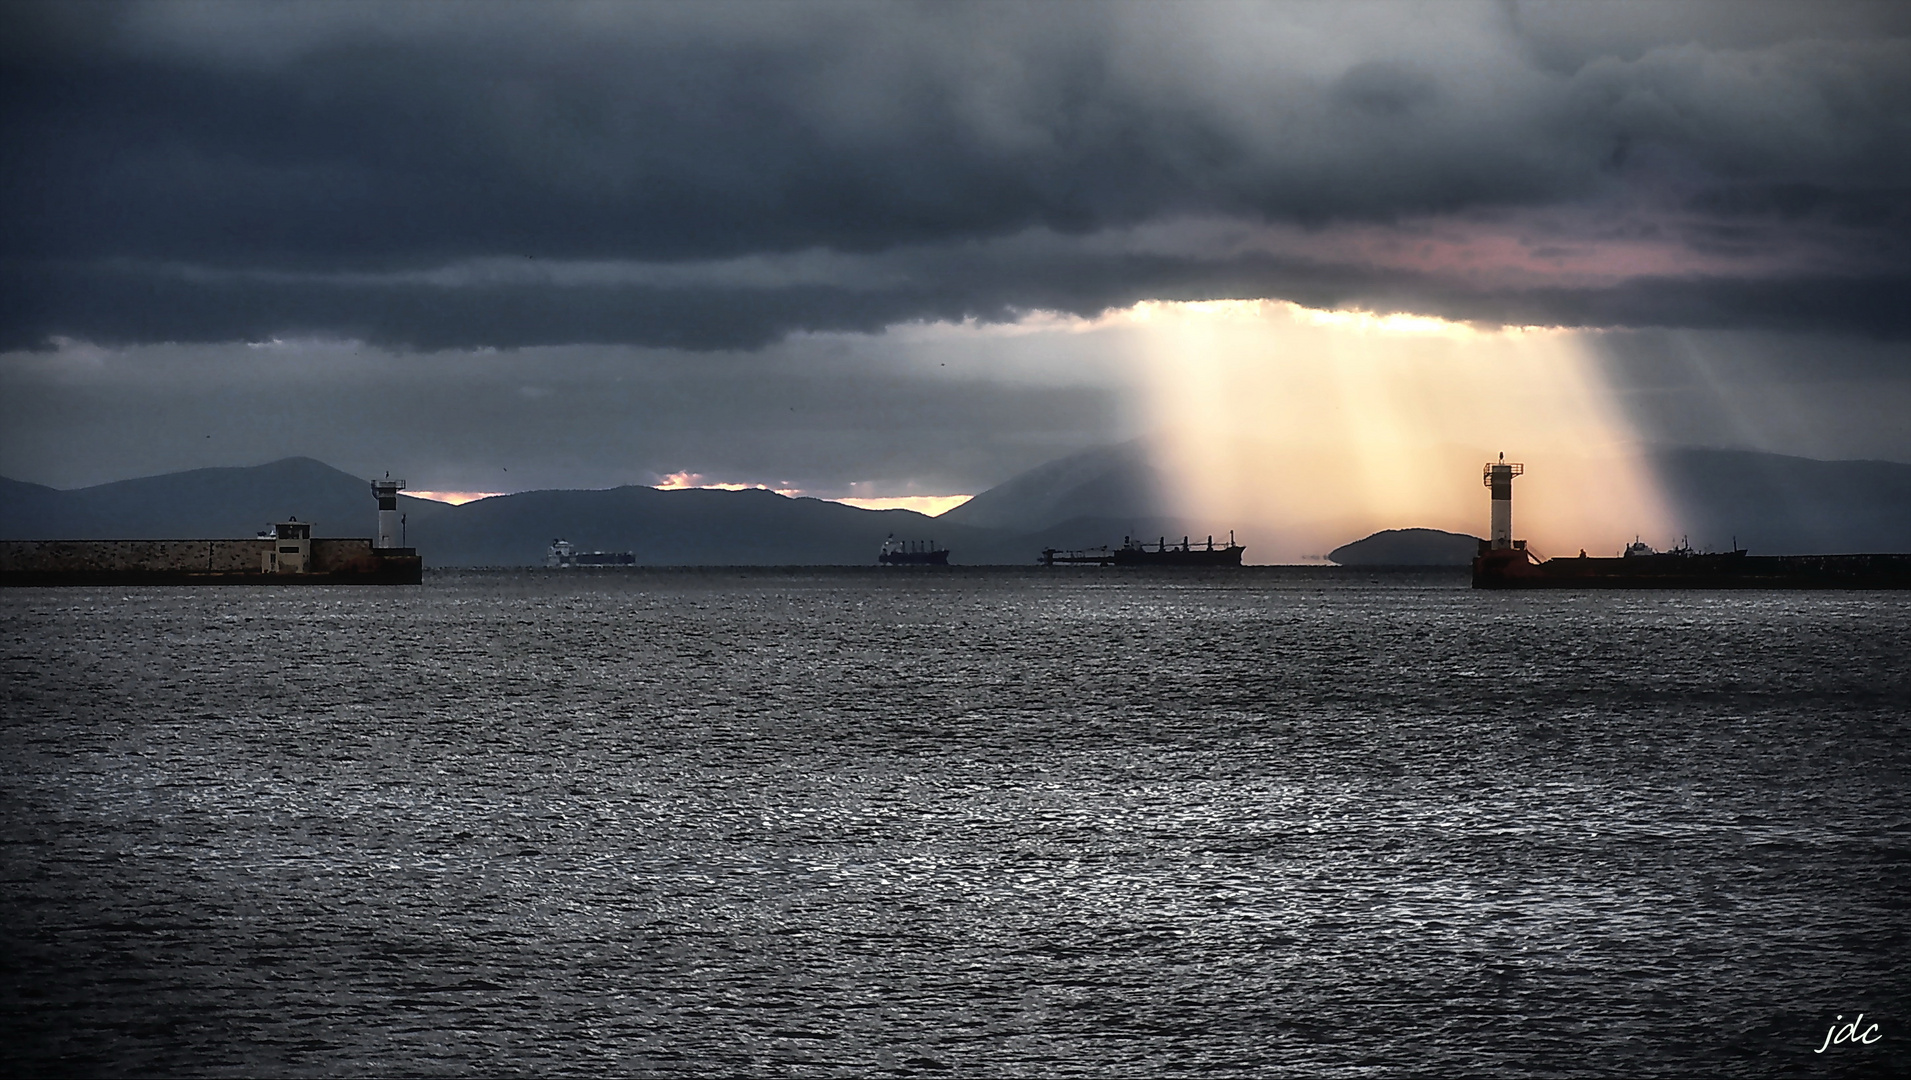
[1471,542,1542,588]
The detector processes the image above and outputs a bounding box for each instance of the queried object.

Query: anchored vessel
[1470,457,1911,589]
[546,539,636,567]
[879,535,949,565]
[1042,533,1244,567]
[0,478,423,586]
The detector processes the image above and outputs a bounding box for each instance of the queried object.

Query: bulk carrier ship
[879,535,949,565]
[1042,533,1244,567]
[1471,457,1911,589]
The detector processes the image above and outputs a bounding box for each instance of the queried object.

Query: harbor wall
[0,539,267,573]
[0,539,419,583]
[1473,549,1911,589]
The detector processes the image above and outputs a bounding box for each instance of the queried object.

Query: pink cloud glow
[1118,202,1881,290]
[407,490,508,505]
[653,471,803,497]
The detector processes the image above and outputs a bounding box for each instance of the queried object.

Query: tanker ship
[546,539,636,567]
[0,476,423,586]
[1470,456,1911,590]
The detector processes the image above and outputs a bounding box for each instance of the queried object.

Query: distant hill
[0,457,1028,565]
[0,476,77,538]
[0,458,450,541]
[1013,515,1197,554]
[411,486,1024,566]
[0,446,1202,566]
[10,445,1910,566]
[1655,448,1911,555]
[1329,528,1482,566]
[939,438,1167,532]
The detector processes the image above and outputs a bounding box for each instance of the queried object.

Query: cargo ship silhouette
[546,539,636,567]
[1041,533,1244,567]
[879,535,949,565]
[1471,456,1911,589]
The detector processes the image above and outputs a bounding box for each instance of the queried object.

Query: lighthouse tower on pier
[1472,455,1542,586]
[372,476,405,549]
[1483,454,1523,550]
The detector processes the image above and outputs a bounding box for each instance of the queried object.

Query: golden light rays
[389,303,1679,556]
[1111,301,1673,562]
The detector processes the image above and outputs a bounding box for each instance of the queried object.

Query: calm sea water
[2,568,1907,1077]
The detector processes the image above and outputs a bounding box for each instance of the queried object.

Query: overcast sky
[3,0,1908,506]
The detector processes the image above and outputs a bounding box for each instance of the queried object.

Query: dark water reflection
[3,568,1907,1076]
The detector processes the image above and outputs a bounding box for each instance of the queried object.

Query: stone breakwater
[0,539,421,585]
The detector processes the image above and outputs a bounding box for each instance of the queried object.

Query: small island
[1328,528,1483,566]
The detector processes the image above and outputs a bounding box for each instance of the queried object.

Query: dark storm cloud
[0,336,1131,492]
[4,0,1910,347]
[5,244,1906,354]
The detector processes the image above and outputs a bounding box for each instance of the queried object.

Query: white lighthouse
[372,475,405,549]
[1483,454,1523,550]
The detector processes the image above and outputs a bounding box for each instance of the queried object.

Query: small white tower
[1483,454,1524,549]
[372,475,405,549]
[263,518,312,573]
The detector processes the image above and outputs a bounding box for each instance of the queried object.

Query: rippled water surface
[3,568,1908,1076]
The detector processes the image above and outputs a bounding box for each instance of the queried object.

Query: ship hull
[1111,547,1244,567]
[879,551,949,566]
[1042,545,1245,566]
[554,554,636,567]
